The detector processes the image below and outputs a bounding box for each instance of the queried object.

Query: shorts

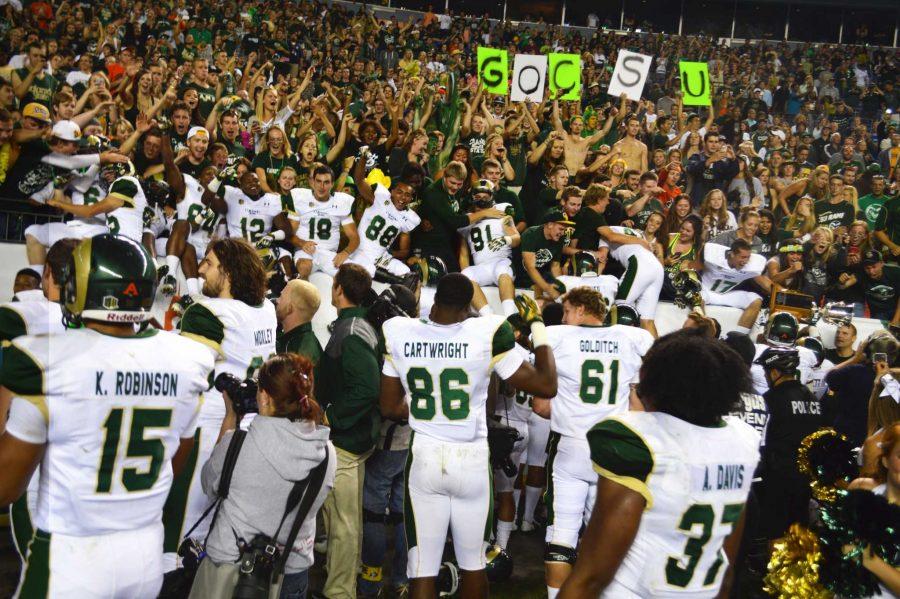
[701,288,761,310]
[525,412,551,468]
[461,258,514,288]
[294,247,338,277]
[16,524,164,598]
[346,251,411,277]
[25,221,106,246]
[162,390,223,571]
[615,255,664,319]
[493,418,529,493]
[545,433,596,549]
[405,433,491,577]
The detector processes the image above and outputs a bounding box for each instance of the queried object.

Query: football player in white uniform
[699,239,768,335]
[542,287,653,598]
[559,330,761,599]
[288,164,360,279]
[0,235,215,598]
[48,160,150,246]
[1,239,76,563]
[159,133,222,300]
[458,179,521,317]
[346,155,420,285]
[553,251,619,301]
[599,224,664,337]
[750,312,818,393]
[380,275,558,598]
[163,238,277,571]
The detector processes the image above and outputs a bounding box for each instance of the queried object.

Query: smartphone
[874,352,888,365]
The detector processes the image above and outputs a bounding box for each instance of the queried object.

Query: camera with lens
[232,534,280,599]
[214,373,259,415]
[364,285,418,330]
[177,536,206,573]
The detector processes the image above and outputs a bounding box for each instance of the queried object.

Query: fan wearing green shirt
[515,209,575,302]
[858,175,890,232]
[874,193,900,263]
[275,279,323,367]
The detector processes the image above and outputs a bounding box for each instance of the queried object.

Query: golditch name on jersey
[579,339,620,354]
[403,341,470,359]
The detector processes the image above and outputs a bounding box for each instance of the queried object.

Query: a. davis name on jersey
[403,341,469,359]
[95,370,180,397]
[692,463,749,492]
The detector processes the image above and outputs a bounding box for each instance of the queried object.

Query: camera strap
[180,428,248,546]
[270,445,331,580]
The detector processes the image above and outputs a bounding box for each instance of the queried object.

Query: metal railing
[0,200,63,243]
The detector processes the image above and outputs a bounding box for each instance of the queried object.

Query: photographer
[190,353,335,599]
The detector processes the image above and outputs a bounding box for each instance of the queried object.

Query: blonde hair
[583,183,611,207]
[258,124,293,158]
[699,189,730,226]
[444,160,467,181]
[786,196,816,236]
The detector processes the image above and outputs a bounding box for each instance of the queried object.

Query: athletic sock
[513,488,522,521]
[186,278,200,296]
[496,520,514,550]
[501,299,517,317]
[734,325,751,334]
[547,586,560,599]
[523,485,542,524]
[478,305,493,317]
[165,255,179,274]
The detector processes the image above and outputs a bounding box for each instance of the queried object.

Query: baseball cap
[22,102,51,124]
[51,120,86,144]
[187,126,210,141]
[862,250,883,266]
[542,209,576,226]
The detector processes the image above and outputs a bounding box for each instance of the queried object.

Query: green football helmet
[485,544,513,583]
[412,256,447,287]
[605,301,640,327]
[571,251,598,276]
[797,336,824,367]
[62,234,157,326]
[765,311,799,347]
[100,159,136,181]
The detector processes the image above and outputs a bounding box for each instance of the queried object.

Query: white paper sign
[607,50,653,102]
[511,54,547,103]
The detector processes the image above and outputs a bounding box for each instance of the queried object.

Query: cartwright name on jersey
[95,370,180,396]
[579,339,620,354]
[403,341,470,359]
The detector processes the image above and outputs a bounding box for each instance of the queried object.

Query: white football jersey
[177,174,221,247]
[2,328,214,536]
[555,274,619,303]
[750,343,818,393]
[458,203,513,264]
[0,294,64,340]
[494,346,533,423]
[354,185,420,262]
[382,315,525,443]
[220,186,283,243]
[68,175,107,227]
[604,226,656,265]
[106,175,148,241]
[807,359,834,399]
[589,411,760,598]
[288,188,355,252]
[548,324,653,438]
[180,297,277,420]
[701,243,766,294]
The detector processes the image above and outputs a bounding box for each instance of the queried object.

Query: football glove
[514,294,542,325]
[160,274,178,297]
[255,234,275,249]
[487,236,511,252]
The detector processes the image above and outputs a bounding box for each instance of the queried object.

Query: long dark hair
[208,238,267,306]
[258,353,323,422]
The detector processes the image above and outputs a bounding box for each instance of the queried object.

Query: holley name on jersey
[94,370,181,397]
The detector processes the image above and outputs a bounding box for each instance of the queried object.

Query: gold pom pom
[763,524,833,599]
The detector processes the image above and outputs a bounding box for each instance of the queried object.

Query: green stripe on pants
[162,427,201,552]
[10,494,33,561]
[616,255,639,300]
[403,431,417,551]
[483,462,494,544]
[19,528,50,599]
[543,432,561,528]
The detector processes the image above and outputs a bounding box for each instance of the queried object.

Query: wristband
[530,321,549,348]
[270,230,286,241]
[503,235,512,246]
[207,177,222,193]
